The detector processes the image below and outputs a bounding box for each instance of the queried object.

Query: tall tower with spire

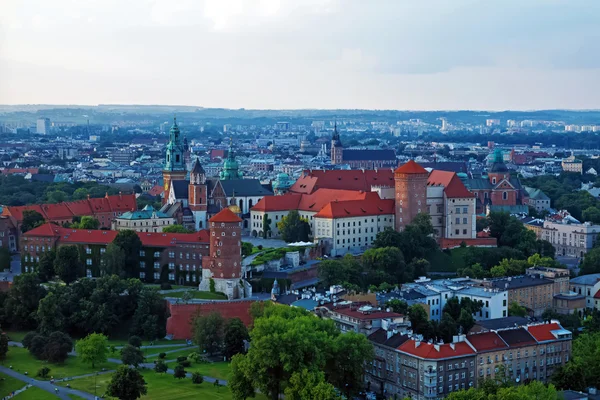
[331,121,343,164]
[163,117,187,204]
[188,158,208,229]
[219,139,243,180]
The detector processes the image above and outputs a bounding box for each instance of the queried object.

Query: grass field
[4,330,29,343]
[104,337,188,347]
[4,346,117,380]
[191,362,231,381]
[13,387,59,399]
[161,291,227,300]
[427,247,468,272]
[0,373,27,398]
[145,347,197,363]
[60,370,269,400]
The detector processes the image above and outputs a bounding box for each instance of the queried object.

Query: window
[455,217,460,224]
[456,208,461,214]
[140,261,146,268]
[463,218,467,224]
[168,273,175,281]
[86,269,92,278]
[169,251,175,258]
[154,272,160,280]
[140,250,145,257]
[139,272,145,279]
[154,262,160,269]
[86,259,92,266]
[100,248,105,254]
[154,251,160,258]
[463,207,468,214]
[502,191,508,200]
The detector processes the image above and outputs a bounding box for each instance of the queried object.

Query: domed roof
[228,204,242,214]
[489,149,508,173]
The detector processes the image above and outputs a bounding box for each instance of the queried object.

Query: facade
[317,301,409,336]
[21,223,209,285]
[395,160,429,232]
[482,275,554,318]
[524,187,551,212]
[569,273,600,309]
[527,218,600,258]
[365,323,572,400]
[111,149,136,165]
[562,155,583,174]
[0,216,17,252]
[200,208,251,299]
[111,205,176,232]
[36,118,50,134]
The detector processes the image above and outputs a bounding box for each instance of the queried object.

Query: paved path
[0,365,96,400]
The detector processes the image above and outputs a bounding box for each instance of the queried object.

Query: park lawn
[144,284,188,290]
[0,373,27,398]
[60,371,269,400]
[161,291,227,300]
[105,337,188,347]
[67,395,87,400]
[13,387,59,399]
[4,330,29,343]
[191,362,231,381]
[4,346,117,380]
[146,348,197,363]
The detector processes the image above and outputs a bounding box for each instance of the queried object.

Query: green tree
[0,332,8,360]
[53,245,81,285]
[457,309,475,334]
[37,249,56,282]
[385,299,408,314]
[583,206,600,224]
[241,242,253,257]
[191,372,204,384]
[581,247,600,275]
[285,369,341,400]
[262,214,272,239]
[130,287,170,340]
[112,230,142,279]
[75,333,108,368]
[45,331,73,363]
[154,360,168,374]
[508,301,527,317]
[408,304,429,336]
[121,344,144,368]
[128,335,142,348]
[326,332,373,398]
[5,273,46,329]
[230,354,256,400]
[173,364,186,379]
[106,365,148,400]
[37,292,66,334]
[439,312,458,343]
[224,318,249,360]
[362,246,407,284]
[0,248,10,272]
[192,312,225,355]
[276,210,311,242]
[373,227,402,249]
[72,216,100,230]
[162,224,194,233]
[47,190,67,204]
[100,243,126,277]
[21,210,45,233]
[408,258,430,279]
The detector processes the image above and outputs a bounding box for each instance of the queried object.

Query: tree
[583,206,600,224]
[0,332,8,360]
[439,312,458,343]
[408,304,429,336]
[112,230,142,279]
[230,354,256,400]
[37,291,66,334]
[121,344,144,368]
[224,318,249,360]
[457,309,475,334]
[37,249,56,282]
[191,372,204,385]
[162,224,194,233]
[408,258,430,279]
[241,242,253,257]
[552,331,600,391]
[45,331,73,363]
[277,210,311,243]
[101,243,126,277]
[75,333,108,368]
[373,227,402,249]
[285,369,341,400]
[362,247,407,284]
[508,301,527,317]
[385,299,408,314]
[5,273,46,329]
[128,335,142,348]
[72,216,100,230]
[154,360,168,374]
[21,210,44,233]
[29,334,48,359]
[53,245,81,285]
[581,247,600,275]
[173,364,186,379]
[262,214,272,239]
[106,365,148,400]
[130,287,170,340]
[192,312,225,355]
[326,332,373,398]
[0,248,10,272]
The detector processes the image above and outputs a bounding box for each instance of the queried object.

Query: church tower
[394,160,428,231]
[200,208,249,299]
[163,117,187,204]
[331,122,343,164]
[219,139,244,180]
[188,158,207,230]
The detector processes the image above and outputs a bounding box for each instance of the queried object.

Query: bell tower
[330,121,343,165]
[163,117,187,204]
[188,158,207,229]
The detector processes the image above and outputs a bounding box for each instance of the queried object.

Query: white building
[36,118,50,134]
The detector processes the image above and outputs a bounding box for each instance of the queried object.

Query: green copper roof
[219,139,243,180]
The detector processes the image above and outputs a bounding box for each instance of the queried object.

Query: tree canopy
[276,210,311,243]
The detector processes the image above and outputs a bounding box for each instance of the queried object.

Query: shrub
[160,282,172,290]
[37,367,50,378]
[154,360,167,374]
[209,278,216,293]
[257,245,263,250]
[187,352,202,363]
[191,372,203,385]
[173,364,186,379]
[158,352,166,360]
[22,332,37,349]
[176,356,187,363]
[128,335,142,348]
[179,360,191,368]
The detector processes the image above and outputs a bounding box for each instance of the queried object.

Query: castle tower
[330,122,343,165]
[201,208,244,299]
[394,160,428,231]
[188,158,207,230]
[162,117,187,204]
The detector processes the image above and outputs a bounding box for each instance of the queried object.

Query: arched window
[492,177,496,184]
[503,191,508,200]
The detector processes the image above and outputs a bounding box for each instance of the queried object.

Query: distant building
[562,155,583,174]
[524,186,551,212]
[112,205,176,232]
[330,123,397,168]
[525,216,600,258]
[111,148,136,165]
[486,119,501,127]
[36,118,50,135]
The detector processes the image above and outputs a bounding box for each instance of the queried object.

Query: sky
[1,0,599,110]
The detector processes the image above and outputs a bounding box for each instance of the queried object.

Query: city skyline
[1,0,600,110]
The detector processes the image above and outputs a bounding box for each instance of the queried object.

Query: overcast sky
[1,0,599,110]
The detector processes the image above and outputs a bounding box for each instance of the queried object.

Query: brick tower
[188,158,207,230]
[200,208,246,299]
[394,160,428,231]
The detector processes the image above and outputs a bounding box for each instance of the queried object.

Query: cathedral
[161,118,273,231]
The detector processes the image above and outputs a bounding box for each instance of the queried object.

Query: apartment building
[562,155,583,174]
[111,205,177,233]
[365,323,572,400]
[531,218,600,258]
[316,301,409,336]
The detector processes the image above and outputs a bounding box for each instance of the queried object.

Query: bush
[209,278,216,293]
[191,372,204,385]
[160,282,172,290]
[176,356,187,363]
[179,359,191,368]
[37,367,50,378]
[128,335,142,348]
[154,360,168,374]
[158,352,166,360]
[173,364,186,379]
[187,352,202,363]
[257,245,263,250]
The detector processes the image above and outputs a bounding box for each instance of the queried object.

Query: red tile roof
[527,323,563,342]
[427,170,474,198]
[398,339,475,359]
[594,290,600,299]
[1,168,39,175]
[289,169,395,194]
[251,194,302,212]
[209,208,242,223]
[22,223,62,237]
[148,185,165,197]
[439,237,497,249]
[395,160,428,175]
[314,193,394,219]
[252,189,368,213]
[466,332,508,352]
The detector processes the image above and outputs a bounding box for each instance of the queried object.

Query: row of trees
[230,302,373,400]
[192,313,249,359]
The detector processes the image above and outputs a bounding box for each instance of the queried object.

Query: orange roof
[466,332,508,352]
[209,208,242,223]
[23,223,62,237]
[395,160,428,175]
[40,203,74,220]
[148,185,165,197]
[398,339,475,359]
[443,174,474,198]
[252,194,302,212]
[314,193,394,219]
[289,169,395,194]
[527,323,563,342]
[252,189,367,213]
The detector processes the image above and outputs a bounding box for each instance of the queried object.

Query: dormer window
[492,177,496,184]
